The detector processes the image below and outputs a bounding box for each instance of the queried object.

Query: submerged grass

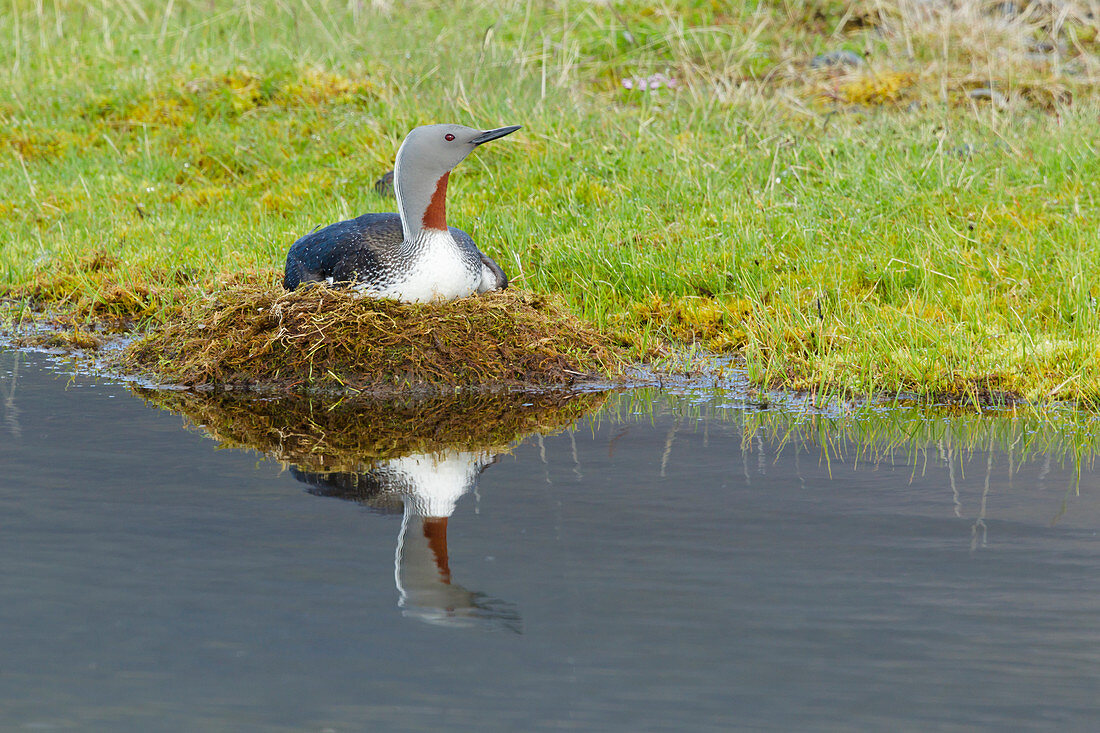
[1,0,1098,402]
[123,272,631,390]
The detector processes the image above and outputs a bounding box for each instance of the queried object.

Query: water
[3,348,1100,731]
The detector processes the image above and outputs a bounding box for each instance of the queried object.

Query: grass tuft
[123,273,633,391]
[11,328,103,351]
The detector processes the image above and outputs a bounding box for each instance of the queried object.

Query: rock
[989,1,1020,18]
[967,88,1008,106]
[811,50,863,70]
[1029,40,1063,54]
[374,170,394,197]
[1026,41,1067,62]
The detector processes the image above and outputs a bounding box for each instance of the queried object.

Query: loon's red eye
[444,133,455,141]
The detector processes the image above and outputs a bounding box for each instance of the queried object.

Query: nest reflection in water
[134,386,606,473]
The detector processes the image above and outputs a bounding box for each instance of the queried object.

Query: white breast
[355,230,481,303]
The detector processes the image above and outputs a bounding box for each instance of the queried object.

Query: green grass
[1,0,1099,403]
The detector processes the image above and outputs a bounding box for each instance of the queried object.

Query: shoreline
[0,297,1050,412]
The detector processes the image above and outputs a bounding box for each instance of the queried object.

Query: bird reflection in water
[292,452,523,632]
[134,387,607,631]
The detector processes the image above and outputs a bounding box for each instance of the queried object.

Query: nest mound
[136,388,607,473]
[124,275,628,391]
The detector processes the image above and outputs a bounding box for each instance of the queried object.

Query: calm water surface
[2,348,1100,731]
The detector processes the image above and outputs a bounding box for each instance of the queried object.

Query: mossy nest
[124,275,629,391]
[135,387,607,473]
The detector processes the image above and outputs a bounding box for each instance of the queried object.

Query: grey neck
[394,143,439,242]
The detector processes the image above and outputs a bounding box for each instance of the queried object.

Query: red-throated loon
[283,124,520,302]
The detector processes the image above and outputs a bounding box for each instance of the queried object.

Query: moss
[0,129,82,160]
[837,71,915,105]
[631,295,733,346]
[123,273,632,391]
[117,67,384,126]
[11,329,102,351]
[7,267,169,324]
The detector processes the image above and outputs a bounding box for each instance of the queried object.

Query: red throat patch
[421,172,449,231]
[421,517,451,583]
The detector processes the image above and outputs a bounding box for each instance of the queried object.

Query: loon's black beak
[471,125,521,145]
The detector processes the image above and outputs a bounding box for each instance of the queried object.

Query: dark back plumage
[283,213,396,290]
[283,213,485,291]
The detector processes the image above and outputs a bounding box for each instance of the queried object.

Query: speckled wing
[283,213,403,290]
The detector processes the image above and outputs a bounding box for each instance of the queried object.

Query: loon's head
[393,124,520,235]
[397,124,520,177]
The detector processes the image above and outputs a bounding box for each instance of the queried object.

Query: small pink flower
[621,73,680,92]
